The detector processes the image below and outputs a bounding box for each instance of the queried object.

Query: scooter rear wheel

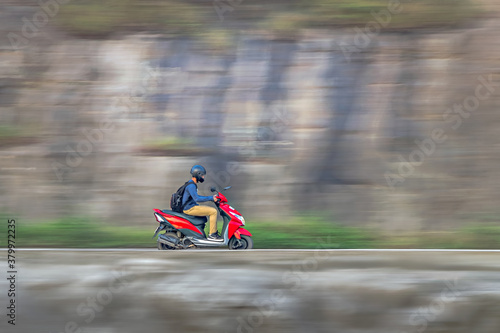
[228,235,253,250]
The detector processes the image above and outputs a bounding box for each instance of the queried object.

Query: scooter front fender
[234,228,252,239]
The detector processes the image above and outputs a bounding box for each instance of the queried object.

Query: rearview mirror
[223,186,232,191]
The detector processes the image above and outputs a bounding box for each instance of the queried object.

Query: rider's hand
[213,195,218,202]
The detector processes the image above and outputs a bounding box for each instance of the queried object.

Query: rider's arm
[185,184,213,203]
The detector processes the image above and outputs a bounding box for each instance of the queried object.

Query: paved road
[2,250,499,333]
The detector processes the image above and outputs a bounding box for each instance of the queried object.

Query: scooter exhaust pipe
[158,234,180,248]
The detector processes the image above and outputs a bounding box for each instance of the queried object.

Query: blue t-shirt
[182,181,213,211]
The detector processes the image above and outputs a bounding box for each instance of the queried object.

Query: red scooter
[152,186,253,250]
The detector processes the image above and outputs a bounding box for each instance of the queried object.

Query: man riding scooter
[182,165,223,241]
[153,168,252,249]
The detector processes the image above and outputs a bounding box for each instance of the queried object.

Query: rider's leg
[183,205,218,234]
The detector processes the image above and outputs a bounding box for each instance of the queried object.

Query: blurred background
[1,0,500,248]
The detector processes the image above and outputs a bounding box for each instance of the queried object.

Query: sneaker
[208,231,223,241]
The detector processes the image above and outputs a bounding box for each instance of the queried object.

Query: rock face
[4,250,500,333]
[1,3,500,230]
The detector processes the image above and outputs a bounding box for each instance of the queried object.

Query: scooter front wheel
[228,235,253,250]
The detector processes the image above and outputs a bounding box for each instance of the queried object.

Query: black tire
[157,232,178,250]
[228,235,253,250]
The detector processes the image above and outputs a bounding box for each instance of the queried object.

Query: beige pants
[184,205,218,234]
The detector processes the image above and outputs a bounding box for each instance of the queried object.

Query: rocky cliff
[1,2,500,230]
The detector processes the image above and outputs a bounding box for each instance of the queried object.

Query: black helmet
[190,165,207,183]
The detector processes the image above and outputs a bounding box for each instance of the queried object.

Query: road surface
[1,250,499,332]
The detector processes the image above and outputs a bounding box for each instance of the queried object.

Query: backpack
[170,180,196,213]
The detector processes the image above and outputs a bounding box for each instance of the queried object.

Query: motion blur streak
[0,250,498,332]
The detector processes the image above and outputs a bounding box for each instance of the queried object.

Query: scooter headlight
[234,214,245,225]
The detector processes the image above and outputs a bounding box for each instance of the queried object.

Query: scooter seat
[161,210,207,226]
